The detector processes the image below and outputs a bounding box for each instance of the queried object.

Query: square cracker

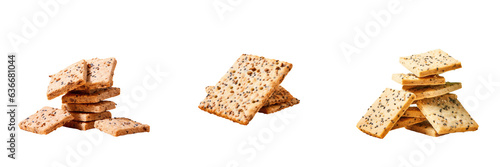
[19,106,74,135]
[391,117,427,130]
[402,107,425,118]
[199,54,293,125]
[392,73,445,86]
[416,94,479,134]
[69,111,112,122]
[94,118,150,137]
[357,88,416,139]
[64,120,96,131]
[399,49,462,77]
[75,57,117,90]
[403,82,461,100]
[62,87,120,103]
[260,98,300,114]
[47,60,87,100]
[62,101,116,113]
[406,121,443,137]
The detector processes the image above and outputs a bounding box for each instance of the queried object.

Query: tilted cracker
[357,88,416,139]
[264,85,295,106]
[62,87,120,103]
[260,98,300,114]
[62,101,116,113]
[403,82,461,100]
[399,49,462,77]
[19,106,74,135]
[416,94,479,134]
[47,60,87,100]
[392,117,427,130]
[75,57,117,90]
[68,111,112,122]
[94,118,150,137]
[406,121,443,137]
[402,107,425,118]
[64,120,96,131]
[199,54,293,125]
[392,73,445,86]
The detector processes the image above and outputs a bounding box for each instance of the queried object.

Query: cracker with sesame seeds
[64,120,96,131]
[199,54,293,125]
[357,88,416,139]
[94,118,150,137]
[62,87,120,103]
[392,73,445,86]
[68,111,112,122]
[403,82,462,100]
[62,101,116,113]
[260,98,300,114]
[399,49,462,77]
[416,94,479,135]
[47,60,87,100]
[74,57,117,90]
[402,107,425,118]
[19,106,74,135]
[406,121,444,137]
[391,117,427,130]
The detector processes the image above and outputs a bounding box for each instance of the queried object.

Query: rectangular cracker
[47,60,87,100]
[399,49,462,77]
[403,82,461,100]
[62,101,116,113]
[64,120,95,131]
[392,73,445,86]
[406,121,443,137]
[416,94,479,134]
[260,98,300,114]
[94,118,150,137]
[75,57,117,90]
[199,54,293,125]
[69,111,112,121]
[357,88,416,139]
[62,87,120,103]
[19,106,74,135]
[392,117,427,130]
[402,107,425,118]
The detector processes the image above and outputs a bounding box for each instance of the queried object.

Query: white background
[1,0,500,166]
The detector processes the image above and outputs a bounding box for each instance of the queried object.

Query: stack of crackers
[357,49,479,139]
[19,58,150,137]
[199,54,299,125]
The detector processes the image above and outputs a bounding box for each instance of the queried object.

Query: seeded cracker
[68,111,112,122]
[357,88,416,139]
[75,57,117,90]
[199,54,293,125]
[403,82,462,100]
[62,101,116,113]
[399,49,462,77]
[391,117,427,130]
[392,73,445,86]
[416,94,478,134]
[260,98,300,114]
[19,106,74,135]
[62,87,120,103]
[64,121,96,131]
[406,121,443,137]
[47,60,87,100]
[402,107,425,118]
[94,118,150,137]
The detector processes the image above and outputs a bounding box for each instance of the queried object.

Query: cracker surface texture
[47,60,87,100]
[19,106,74,135]
[392,117,427,130]
[64,120,96,131]
[402,107,425,118]
[399,49,462,77]
[75,57,117,90]
[406,121,443,137]
[403,82,462,100]
[260,98,300,114]
[392,73,445,86]
[69,111,112,122]
[62,87,120,103]
[62,101,116,113]
[95,118,150,137]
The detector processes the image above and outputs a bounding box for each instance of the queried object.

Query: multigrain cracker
[64,121,96,131]
[94,118,150,137]
[357,88,416,139]
[260,98,300,114]
[47,60,87,100]
[392,73,445,86]
[392,117,427,130]
[19,106,74,135]
[69,111,112,122]
[75,58,117,90]
[264,85,295,106]
[402,107,425,118]
[406,121,443,137]
[199,54,293,125]
[62,101,116,113]
[403,82,461,100]
[62,87,120,103]
[416,94,479,134]
[399,49,462,77]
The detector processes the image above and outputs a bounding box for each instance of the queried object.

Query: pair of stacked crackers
[199,54,299,125]
[19,58,150,137]
[357,49,479,139]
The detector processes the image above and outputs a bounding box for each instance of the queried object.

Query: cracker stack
[357,49,479,139]
[199,54,300,125]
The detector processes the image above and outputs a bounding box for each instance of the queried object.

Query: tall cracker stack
[357,49,479,139]
[199,54,300,125]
